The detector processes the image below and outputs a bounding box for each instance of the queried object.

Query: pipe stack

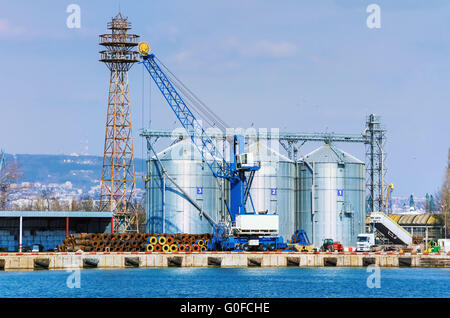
[57,233,150,252]
[57,233,212,253]
[145,233,212,253]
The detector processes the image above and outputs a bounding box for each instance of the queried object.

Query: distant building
[0,211,112,252]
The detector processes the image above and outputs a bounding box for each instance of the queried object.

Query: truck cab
[356,233,375,252]
[31,244,43,253]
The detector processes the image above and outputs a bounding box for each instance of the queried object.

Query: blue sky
[0,0,449,197]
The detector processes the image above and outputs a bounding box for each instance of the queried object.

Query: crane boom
[138,41,260,224]
[383,183,394,211]
[137,42,288,251]
[141,54,235,181]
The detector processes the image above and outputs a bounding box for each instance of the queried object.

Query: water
[0,267,449,298]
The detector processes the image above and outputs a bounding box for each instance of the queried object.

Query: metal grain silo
[145,139,223,234]
[245,141,296,241]
[297,144,365,247]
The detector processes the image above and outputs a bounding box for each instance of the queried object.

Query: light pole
[443,203,447,239]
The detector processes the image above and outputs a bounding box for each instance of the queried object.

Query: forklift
[320,238,344,252]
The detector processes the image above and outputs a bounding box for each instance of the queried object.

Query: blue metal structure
[290,229,311,246]
[140,51,260,224]
[139,45,288,250]
[213,235,286,251]
[208,222,286,251]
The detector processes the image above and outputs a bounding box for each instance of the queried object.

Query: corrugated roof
[389,215,401,223]
[414,214,429,225]
[395,214,441,226]
[399,215,415,224]
[366,213,443,226]
[155,139,220,161]
[427,215,439,225]
[0,211,112,218]
[301,144,364,164]
[247,141,293,163]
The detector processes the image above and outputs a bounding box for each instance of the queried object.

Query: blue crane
[138,42,260,224]
[138,42,286,251]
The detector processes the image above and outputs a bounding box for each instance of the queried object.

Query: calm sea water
[0,267,449,298]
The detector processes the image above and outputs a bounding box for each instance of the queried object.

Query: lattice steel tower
[99,12,139,232]
[365,114,386,213]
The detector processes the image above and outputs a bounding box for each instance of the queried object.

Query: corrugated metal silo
[146,139,222,234]
[245,141,296,241]
[297,144,365,247]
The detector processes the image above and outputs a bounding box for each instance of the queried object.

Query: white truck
[356,233,375,252]
[211,213,286,251]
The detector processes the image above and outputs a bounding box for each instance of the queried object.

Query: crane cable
[154,56,223,126]
[154,56,229,132]
[141,63,153,181]
[141,63,145,178]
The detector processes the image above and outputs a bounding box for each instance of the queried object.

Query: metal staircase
[370,212,412,245]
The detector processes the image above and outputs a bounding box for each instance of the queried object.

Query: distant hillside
[3,153,146,193]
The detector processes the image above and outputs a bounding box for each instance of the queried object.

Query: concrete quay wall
[1,251,450,270]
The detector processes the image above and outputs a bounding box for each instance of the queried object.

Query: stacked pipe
[57,233,212,253]
[145,233,212,253]
[57,233,150,252]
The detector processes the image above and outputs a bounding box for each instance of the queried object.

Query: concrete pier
[0,252,449,270]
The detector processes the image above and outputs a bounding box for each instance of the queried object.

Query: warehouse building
[0,211,112,252]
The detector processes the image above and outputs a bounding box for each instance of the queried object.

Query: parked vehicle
[356,233,375,252]
[31,244,43,252]
[320,238,343,252]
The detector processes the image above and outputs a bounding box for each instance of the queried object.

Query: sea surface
[0,267,449,298]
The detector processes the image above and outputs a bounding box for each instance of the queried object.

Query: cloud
[0,18,71,40]
[239,40,299,58]
[0,18,25,37]
[171,49,195,64]
[167,25,180,37]
[166,37,299,72]
[166,25,180,42]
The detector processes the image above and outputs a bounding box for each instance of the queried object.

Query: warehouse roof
[365,213,442,226]
[248,141,293,163]
[153,138,221,161]
[301,144,364,164]
[0,211,112,218]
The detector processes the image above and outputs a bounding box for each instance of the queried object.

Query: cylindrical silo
[297,144,365,247]
[146,139,222,234]
[245,140,296,241]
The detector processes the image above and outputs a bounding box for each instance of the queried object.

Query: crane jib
[140,54,236,182]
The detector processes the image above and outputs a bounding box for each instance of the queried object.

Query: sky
[0,0,449,197]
